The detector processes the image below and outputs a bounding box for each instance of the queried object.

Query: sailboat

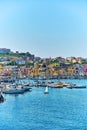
[44,86,49,94]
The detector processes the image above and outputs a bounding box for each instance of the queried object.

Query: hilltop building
[0,48,11,54]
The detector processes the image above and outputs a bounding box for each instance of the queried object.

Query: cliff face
[0,94,4,103]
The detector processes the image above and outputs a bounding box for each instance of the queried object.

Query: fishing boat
[44,86,49,94]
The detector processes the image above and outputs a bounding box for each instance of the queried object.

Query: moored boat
[73,85,86,89]
[3,87,25,94]
[2,84,31,94]
[66,84,86,89]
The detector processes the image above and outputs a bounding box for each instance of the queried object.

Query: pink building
[83,65,87,76]
[23,67,29,75]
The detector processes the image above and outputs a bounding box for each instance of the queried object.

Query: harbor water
[0,79,87,130]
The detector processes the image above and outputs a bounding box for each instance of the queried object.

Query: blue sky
[0,0,87,58]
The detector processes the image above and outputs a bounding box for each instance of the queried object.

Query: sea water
[0,79,87,130]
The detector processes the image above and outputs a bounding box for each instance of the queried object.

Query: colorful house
[83,64,87,76]
[67,65,76,76]
[75,64,84,76]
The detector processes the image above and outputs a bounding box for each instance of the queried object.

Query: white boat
[3,88,25,94]
[2,84,25,94]
[66,84,86,89]
[44,86,49,94]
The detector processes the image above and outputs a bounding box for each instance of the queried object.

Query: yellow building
[0,64,4,75]
[67,66,75,75]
